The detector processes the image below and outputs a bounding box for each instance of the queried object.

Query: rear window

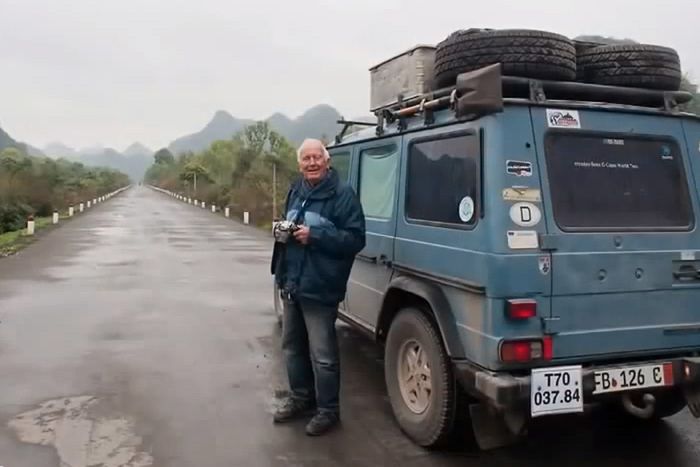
[545,133,693,231]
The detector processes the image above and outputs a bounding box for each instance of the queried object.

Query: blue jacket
[273,168,366,306]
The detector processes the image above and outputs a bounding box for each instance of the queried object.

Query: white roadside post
[225,207,230,218]
[211,205,216,213]
[244,211,250,225]
[87,201,91,208]
[69,206,74,217]
[80,202,84,213]
[27,215,35,235]
[202,201,206,209]
[52,210,59,224]
[194,199,198,206]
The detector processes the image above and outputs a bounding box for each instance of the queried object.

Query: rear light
[500,339,552,363]
[542,336,553,360]
[506,299,537,320]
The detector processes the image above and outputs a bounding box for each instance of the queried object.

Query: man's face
[299,145,330,185]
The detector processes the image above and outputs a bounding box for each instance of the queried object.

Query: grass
[0,216,56,257]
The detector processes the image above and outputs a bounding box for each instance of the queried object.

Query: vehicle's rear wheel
[384,307,459,448]
[434,29,577,88]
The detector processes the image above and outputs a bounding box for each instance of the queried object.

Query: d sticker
[458,196,475,223]
[539,256,551,275]
[510,202,542,228]
[506,160,532,177]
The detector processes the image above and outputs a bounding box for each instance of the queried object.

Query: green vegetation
[0,147,129,234]
[0,216,54,256]
[145,122,301,227]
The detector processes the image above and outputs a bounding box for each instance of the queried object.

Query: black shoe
[305,411,340,436]
[273,398,316,424]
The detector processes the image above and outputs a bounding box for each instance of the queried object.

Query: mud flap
[685,384,700,418]
[469,403,525,450]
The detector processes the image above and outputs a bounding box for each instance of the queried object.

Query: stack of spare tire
[433,29,682,92]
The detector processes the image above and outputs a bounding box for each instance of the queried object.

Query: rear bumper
[454,356,700,409]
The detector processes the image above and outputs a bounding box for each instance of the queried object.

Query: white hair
[297,138,330,163]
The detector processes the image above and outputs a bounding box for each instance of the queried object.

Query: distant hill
[0,125,45,156]
[44,142,79,159]
[0,126,25,152]
[168,104,344,154]
[43,143,152,182]
[123,142,153,158]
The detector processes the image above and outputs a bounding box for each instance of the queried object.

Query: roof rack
[334,64,695,143]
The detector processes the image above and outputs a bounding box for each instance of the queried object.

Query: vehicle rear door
[531,107,700,361]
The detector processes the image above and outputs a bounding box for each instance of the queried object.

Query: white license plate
[531,365,584,417]
[593,363,673,395]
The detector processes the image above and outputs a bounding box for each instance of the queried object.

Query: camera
[273,220,300,243]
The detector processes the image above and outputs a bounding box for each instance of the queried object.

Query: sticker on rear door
[538,256,551,275]
[503,187,541,202]
[547,109,581,129]
[507,230,539,249]
[506,160,532,177]
[509,202,542,227]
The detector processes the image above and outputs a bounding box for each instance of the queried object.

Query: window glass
[406,134,480,226]
[330,151,350,182]
[359,145,399,219]
[545,133,692,230]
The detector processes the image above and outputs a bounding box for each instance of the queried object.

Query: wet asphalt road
[0,186,699,466]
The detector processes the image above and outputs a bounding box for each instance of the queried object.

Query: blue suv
[308,60,700,449]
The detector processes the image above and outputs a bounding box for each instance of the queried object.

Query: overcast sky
[0,0,698,151]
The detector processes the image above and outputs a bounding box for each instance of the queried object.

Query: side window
[330,151,351,182]
[406,133,480,227]
[359,144,399,219]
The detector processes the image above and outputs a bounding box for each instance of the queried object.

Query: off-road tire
[577,44,682,90]
[434,29,577,88]
[384,307,459,448]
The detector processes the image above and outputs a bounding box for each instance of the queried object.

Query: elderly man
[271,138,365,436]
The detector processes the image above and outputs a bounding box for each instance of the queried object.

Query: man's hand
[293,225,311,245]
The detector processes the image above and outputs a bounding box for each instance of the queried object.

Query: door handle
[673,269,700,281]
[673,264,700,281]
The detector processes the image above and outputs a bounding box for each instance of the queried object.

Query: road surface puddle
[8,395,153,467]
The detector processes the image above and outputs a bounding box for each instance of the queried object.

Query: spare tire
[577,44,682,90]
[434,29,577,88]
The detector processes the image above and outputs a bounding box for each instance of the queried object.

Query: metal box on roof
[369,45,436,112]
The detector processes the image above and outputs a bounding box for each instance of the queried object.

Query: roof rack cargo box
[369,45,436,112]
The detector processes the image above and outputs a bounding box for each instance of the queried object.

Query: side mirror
[455,63,504,118]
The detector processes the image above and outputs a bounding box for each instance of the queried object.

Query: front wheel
[384,307,458,448]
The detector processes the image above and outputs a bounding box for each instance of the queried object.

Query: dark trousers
[282,297,340,414]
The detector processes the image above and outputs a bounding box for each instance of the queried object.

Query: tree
[153,148,175,165]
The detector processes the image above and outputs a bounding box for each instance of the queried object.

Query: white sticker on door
[458,196,474,223]
[547,109,581,129]
[509,202,542,227]
[507,231,539,250]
